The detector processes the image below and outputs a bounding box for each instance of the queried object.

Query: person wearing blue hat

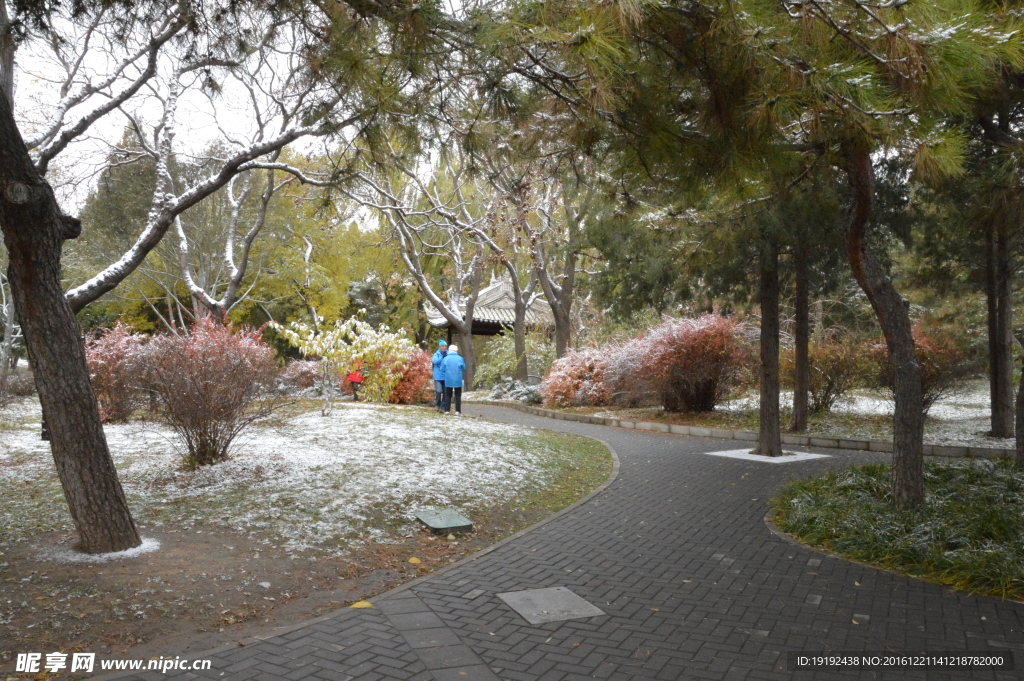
[431,340,448,412]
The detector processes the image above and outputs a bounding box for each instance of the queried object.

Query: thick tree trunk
[843,143,924,509]
[756,236,782,457]
[0,92,140,553]
[791,249,810,432]
[990,221,1014,437]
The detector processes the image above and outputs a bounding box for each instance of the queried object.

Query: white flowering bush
[273,316,417,407]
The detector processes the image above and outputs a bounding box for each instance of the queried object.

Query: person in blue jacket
[441,344,467,415]
[431,340,448,412]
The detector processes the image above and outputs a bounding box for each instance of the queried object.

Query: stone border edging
[94,426,621,681]
[472,400,1010,460]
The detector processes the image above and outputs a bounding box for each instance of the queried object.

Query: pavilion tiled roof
[426,277,553,329]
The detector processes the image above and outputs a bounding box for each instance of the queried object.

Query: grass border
[763,513,1024,605]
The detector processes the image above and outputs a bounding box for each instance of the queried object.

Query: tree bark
[989,220,1015,437]
[1016,348,1024,466]
[791,247,810,432]
[0,89,140,553]
[843,143,924,509]
[0,1,14,110]
[508,275,529,381]
[457,258,485,391]
[756,235,782,457]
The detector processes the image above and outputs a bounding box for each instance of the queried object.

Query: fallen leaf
[651,608,659,612]
[573,643,580,647]
[237,642,245,647]
[852,620,859,625]
[683,580,692,583]
[350,601,373,609]
[408,557,421,564]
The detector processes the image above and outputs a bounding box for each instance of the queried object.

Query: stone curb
[93,427,621,681]
[473,400,1012,460]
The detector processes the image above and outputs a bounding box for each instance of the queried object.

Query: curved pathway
[110,405,1023,681]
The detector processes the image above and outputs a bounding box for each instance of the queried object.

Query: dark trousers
[434,380,445,411]
[443,387,462,414]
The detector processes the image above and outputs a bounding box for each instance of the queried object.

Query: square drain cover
[414,508,473,533]
[497,587,606,624]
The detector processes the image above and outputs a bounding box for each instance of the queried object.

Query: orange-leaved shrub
[541,347,612,407]
[782,331,865,414]
[142,319,280,469]
[641,314,746,412]
[85,321,146,423]
[389,349,433,404]
[869,325,976,415]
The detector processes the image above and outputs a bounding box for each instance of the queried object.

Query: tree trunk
[756,235,782,457]
[0,1,14,110]
[791,248,810,432]
[457,325,476,391]
[513,306,528,382]
[1016,349,1024,466]
[554,246,577,358]
[990,221,1014,437]
[843,143,924,509]
[0,91,140,553]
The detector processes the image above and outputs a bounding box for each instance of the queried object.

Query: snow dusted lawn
[542,379,1012,450]
[714,380,1011,448]
[0,400,574,556]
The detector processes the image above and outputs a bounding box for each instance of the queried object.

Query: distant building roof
[426,276,553,330]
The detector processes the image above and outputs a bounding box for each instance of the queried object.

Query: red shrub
[280,359,320,390]
[641,314,745,412]
[388,349,433,404]
[869,325,975,414]
[85,322,146,423]
[142,319,280,468]
[541,347,612,407]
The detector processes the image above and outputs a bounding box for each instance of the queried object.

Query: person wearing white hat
[440,345,466,415]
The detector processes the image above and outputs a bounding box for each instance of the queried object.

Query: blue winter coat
[432,349,448,381]
[441,352,467,388]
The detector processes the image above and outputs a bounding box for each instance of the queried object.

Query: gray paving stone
[401,627,464,649]
[414,645,482,669]
[388,610,448,631]
[430,665,503,681]
[378,598,433,616]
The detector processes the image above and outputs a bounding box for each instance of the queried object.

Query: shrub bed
[771,460,1024,599]
[541,313,746,411]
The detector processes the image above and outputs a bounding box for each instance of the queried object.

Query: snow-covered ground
[0,401,563,556]
[720,380,1012,448]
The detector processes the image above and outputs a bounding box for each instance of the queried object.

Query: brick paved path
[109,405,1024,681]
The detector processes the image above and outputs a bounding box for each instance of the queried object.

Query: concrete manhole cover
[496,586,606,625]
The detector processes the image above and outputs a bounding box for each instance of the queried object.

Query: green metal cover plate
[415,508,473,533]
